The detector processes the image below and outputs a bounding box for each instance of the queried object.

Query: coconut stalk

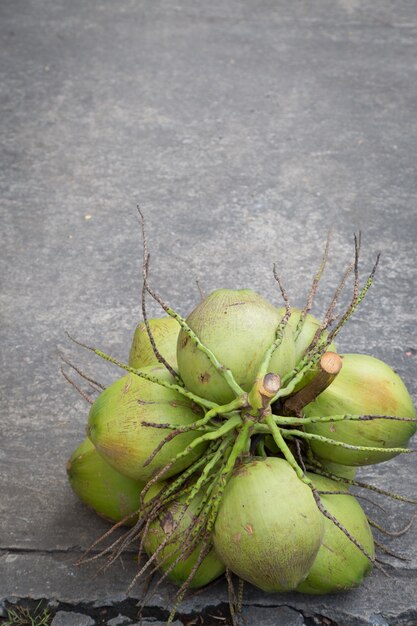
[281,351,343,416]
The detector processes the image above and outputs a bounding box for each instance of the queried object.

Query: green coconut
[296,472,374,594]
[313,458,357,480]
[303,353,417,465]
[143,483,225,588]
[66,438,143,525]
[213,457,324,592]
[177,289,296,405]
[129,316,179,370]
[87,365,206,482]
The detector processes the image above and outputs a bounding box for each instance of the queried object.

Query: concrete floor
[1,0,417,624]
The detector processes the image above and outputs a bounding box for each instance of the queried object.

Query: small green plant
[1,602,51,626]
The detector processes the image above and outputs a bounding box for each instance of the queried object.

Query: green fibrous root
[70,224,416,618]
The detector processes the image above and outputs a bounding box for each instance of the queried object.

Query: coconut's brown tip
[262,373,281,397]
[320,352,342,375]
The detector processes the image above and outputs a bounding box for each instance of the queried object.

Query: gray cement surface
[1,0,417,624]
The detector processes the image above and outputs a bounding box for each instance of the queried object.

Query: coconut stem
[311,490,378,568]
[60,368,94,405]
[146,452,211,512]
[282,352,342,415]
[139,221,181,384]
[206,421,253,532]
[294,229,332,341]
[305,468,417,504]
[257,269,292,381]
[97,346,219,409]
[368,515,415,537]
[264,414,304,480]
[225,568,239,626]
[141,414,242,503]
[329,251,380,343]
[59,352,105,390]
[184,437,233,507]
[142,401,243,468]
[247,373,281,416]
[373,539,409,562]
[270,413,417,427]
[280,427,414,456]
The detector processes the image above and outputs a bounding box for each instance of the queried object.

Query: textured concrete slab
[51,612,95,626]
[1,0,417,625]
[240,606,305,626]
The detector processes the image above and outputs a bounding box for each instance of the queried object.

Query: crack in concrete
[0,598,318,626]
[0,547,138,557]
[1,547,93,556]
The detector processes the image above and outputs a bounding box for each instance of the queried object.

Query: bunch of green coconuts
[66,239,416,609]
